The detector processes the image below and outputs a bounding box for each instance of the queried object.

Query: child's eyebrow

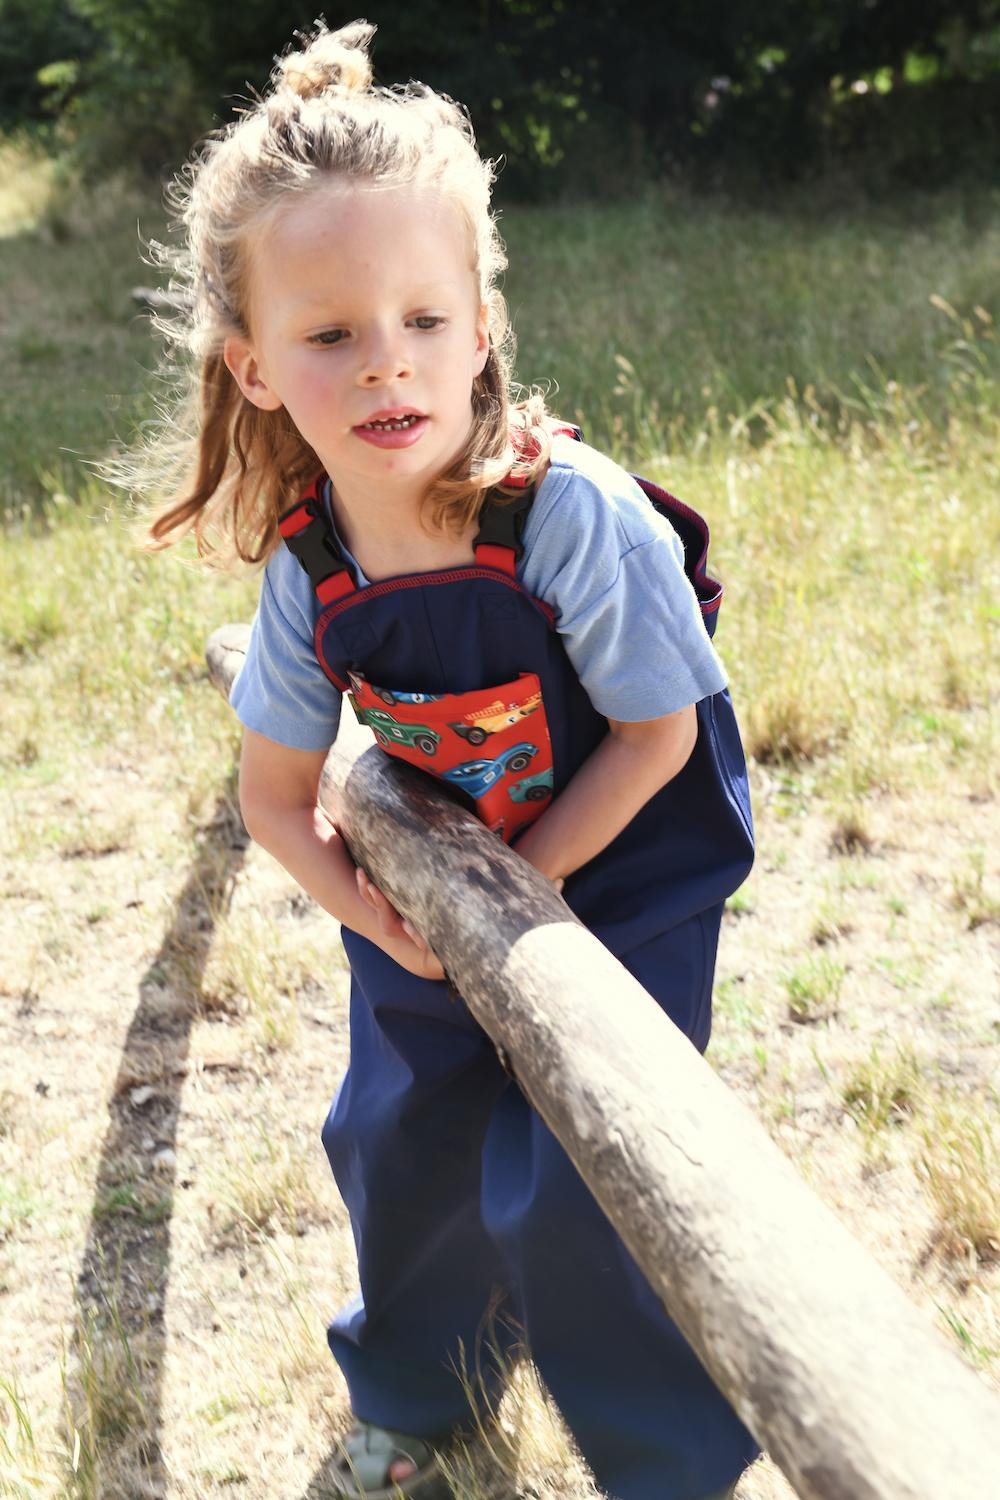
[289,282,463,309]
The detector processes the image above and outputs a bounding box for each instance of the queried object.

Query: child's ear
[473,304,490,377]
[223,335,284,412]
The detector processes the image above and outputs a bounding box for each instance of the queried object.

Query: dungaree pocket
[347,670,554,844]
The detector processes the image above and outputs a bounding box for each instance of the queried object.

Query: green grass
[783,955,846,1023]
[505,189,999,438]
[0,478,254,803]
[0,139,168,515]
[2,135,995,811]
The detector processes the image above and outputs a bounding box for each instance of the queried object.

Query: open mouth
[358,414,423,432]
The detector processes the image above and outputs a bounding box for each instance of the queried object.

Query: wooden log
[207,624,1000,1500]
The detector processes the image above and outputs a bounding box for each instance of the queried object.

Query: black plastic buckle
[284,506,351,591]
[474,487,536,561]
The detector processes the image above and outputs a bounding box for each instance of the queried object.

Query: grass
[505,189,999,437]
[1,135,998,1499]
[783,955,846,1023]
[62,1300,154,1500]
[938,1305,1000,1370]
[0,135,170,515]
[841,1045,922,1138]
[210,1117,325,1245]
[1,1377,48,1500]
[810,894,853,946]
[199,910,331,1051]
[918,1105,1000,1264]
[2,141,997,807]
[950,848,1000,929]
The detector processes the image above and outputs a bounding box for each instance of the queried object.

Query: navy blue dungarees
[279,458,758,1500]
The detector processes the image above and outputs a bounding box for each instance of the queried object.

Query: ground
[1,737,996,1499]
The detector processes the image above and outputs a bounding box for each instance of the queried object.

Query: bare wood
[208,625,1000,1500]
[205,622,252,688]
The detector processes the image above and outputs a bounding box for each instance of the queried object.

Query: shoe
[330,1420,452,1498]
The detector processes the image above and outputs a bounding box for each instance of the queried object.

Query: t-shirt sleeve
[229,551,342,750]
[519,444,728,720]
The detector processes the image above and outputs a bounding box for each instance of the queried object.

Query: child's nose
[359,329,413,386]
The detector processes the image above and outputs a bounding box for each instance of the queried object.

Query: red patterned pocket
[347,671,554,843]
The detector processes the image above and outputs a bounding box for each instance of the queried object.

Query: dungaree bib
[279,454,758,1500]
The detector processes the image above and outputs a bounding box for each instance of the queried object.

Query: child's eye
[309,328,348,347]
[411,316,444,331]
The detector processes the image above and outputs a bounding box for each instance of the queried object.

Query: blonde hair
[136,19,551,568]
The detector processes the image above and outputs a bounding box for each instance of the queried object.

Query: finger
[368,886,397,931]
[357,871,397,933]
[372,889,410,944]
[359,870,391,914]
[401,920,427,950]
[356,866,374,905]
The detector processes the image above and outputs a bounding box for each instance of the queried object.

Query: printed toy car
[450,692,542,744]
[348,671,443,708]
[356,707,440,756]
[509,768,554,803]
[374,687,444,707]
[439,742,537,799]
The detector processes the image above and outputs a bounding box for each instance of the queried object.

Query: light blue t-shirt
[231,434,728,751]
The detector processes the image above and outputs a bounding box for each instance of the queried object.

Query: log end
[206,623,252,702]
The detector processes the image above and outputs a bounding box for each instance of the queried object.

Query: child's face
[224,179,490,501]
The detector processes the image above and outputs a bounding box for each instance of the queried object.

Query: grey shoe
[330,1421,451,1499]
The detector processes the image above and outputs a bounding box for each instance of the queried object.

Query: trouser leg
[482,909,759,1500]
[322,929,515,1438]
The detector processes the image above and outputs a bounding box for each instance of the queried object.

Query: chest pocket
[347,670,554,844]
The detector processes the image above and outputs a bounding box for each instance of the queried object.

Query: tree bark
[208,623,1000,1500]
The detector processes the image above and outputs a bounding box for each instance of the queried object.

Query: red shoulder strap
[473,424,582,574]
[278,476,356,604]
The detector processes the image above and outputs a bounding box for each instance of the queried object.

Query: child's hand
[355,868,446,981]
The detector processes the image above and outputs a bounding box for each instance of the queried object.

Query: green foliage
[0,0,94,125]
[2,1,997,188]
[59,0,302,176]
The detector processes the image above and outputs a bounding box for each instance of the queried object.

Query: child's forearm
[514,705,698,884]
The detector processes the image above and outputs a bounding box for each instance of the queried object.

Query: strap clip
[473,487,535,562]
[282,499,353,596]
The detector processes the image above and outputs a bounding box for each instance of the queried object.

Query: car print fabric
[347,670,554,843]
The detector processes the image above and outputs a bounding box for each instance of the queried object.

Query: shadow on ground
[68,780,248,1495]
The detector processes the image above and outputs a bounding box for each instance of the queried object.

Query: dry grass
[199,911,335,1052]
[209,1115,328,1246]
[950,848,1000,930]
[918,1105,1000,1265]
[841,1045,923,1141]
[63,1301,156,1500]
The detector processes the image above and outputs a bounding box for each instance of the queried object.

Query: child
[142,21,757,1500]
